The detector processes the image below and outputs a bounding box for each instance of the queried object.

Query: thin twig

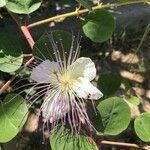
[20,26,35,48]
[8,10,22,26]
[135,24,150,53]
[100,140,150,150]
[23,54,33,57]
[8,11,35,48]
[27,0,149,28]
[0,13,35,95]
[0,57,34,95]
[124,23,150,71]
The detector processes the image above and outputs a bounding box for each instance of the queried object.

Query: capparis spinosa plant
[0,0,150,150]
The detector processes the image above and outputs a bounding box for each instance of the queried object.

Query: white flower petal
[73,77,103,100]
[42,91,70,123]
[70,57,96,81]
[31,60,59,83]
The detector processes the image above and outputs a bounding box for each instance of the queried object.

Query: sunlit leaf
[33,30,72,61]
[126,96,141,106]
[0,0,6,7]
[0,30,23,73]
[95,97,131,135]
[0,93,28,143]
[83,9,115,43]
[50,126,98,150]
[134,112,150,142]
[1,0,42,14]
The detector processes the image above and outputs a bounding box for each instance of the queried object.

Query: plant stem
[8,10,22,26]
[20,26,35,48]
[0,12,35,95]
[136,23,150,53]
[7,11,35,48]
[23,54,33,57]
[100,140,150,150]
[127,23,150,66]
[27,0,149,28]
[0,56,34,95]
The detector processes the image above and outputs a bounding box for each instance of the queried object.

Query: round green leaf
[33,30,72,61]
[82,9,115,43]
[5,0,42,14]
[0,30,23,73]
[98,73,121,97]
[50,126,98,150]
[134,112,150,142]
[0,93,28,143]
[96,97,131,135]
[126,96,141,106]
[0,0,6,7]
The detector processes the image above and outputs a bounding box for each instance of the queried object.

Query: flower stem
[27,0,149,28]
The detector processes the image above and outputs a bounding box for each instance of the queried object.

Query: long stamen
[60,39,67,71]
[67,35,75,66]
[27,33,101,135]
[27,88,48,108]
[34,44,47,61]
[49,34,64,72]
[71,39,80,63]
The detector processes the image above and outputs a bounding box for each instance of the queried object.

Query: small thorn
[75,7,85,21]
